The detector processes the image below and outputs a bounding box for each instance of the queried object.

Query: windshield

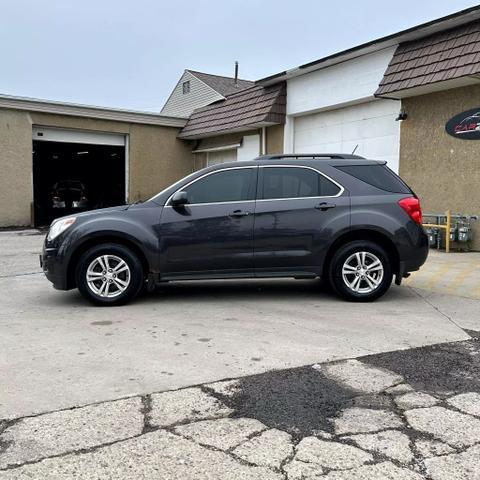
[147,170,199,203]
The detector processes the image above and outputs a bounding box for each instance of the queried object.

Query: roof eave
[0,94,188,127]
[375,75,480,99]
[178,121,279,140]
[257,5,480,86]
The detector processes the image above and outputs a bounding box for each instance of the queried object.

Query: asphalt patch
[363,338,480,396]
[224,365,358,438]
[220,338,480,439]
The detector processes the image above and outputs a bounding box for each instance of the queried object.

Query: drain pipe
[262,126,267,155]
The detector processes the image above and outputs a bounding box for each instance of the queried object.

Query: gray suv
[41,154,428,306]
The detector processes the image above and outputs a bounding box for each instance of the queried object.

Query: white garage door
[32,126,126,146]
[293,100,400,172]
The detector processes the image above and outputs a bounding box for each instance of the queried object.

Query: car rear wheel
[76,243,143,306]
[328,240,393,302]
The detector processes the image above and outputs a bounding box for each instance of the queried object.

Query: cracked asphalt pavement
[2,338,480,479]
[1,230,480,478]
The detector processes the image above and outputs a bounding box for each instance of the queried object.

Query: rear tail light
[398,196,422,224]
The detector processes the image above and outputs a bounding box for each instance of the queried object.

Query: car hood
[51,204,130,224]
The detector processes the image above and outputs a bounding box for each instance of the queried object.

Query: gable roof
[375,20,480,97]
[187,70,254,97]
[178,83,286,139]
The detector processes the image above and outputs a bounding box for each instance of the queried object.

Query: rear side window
[335,164,411,194]
[261,167,340,199]
[183,168,255,204]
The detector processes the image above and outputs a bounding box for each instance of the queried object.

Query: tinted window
[183,168,255,204]
[335,165,412,194]
[261,167,340,199]
[319,175,341,196]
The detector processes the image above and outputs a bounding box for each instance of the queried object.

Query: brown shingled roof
[178,83,286,139]
[187,70,254,97]
[376,20,480,96]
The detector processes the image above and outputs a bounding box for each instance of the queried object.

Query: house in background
[160,69,254,118]
[161,66,286,168]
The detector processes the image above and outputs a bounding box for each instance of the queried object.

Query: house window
[182,81,190,94]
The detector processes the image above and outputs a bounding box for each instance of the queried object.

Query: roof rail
[255,153,365,160]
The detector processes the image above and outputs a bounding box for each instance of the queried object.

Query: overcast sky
[0,0,478,112]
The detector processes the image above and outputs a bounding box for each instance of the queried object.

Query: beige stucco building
[3,7,479,255]
[0,96,192,227]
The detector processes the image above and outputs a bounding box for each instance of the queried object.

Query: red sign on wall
[445,108,480,139]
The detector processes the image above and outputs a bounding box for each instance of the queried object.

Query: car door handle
[229,210,250,217]
[315,202,336,211]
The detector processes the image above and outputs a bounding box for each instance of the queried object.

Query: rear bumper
[400,226,429,274]
[40,246,69,290]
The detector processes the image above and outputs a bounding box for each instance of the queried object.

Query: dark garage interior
[33,140,126,227]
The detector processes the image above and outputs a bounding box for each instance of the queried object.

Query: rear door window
[335,164,412,194]
[261,167,340,200]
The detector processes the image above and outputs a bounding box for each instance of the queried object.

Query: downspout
[261,126,267,155]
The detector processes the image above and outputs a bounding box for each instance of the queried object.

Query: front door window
[182,168,255,204]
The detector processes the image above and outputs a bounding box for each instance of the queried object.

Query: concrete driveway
[0,230,476,420]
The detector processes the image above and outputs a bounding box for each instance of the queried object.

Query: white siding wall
[160,71,224,118]
[286,47,397,116]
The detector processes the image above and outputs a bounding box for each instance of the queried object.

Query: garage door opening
[32,130,126,227]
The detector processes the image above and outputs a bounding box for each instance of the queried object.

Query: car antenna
[351,144,359,155]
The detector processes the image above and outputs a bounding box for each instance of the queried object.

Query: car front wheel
[328,240,393,302]
[76,243,144,306]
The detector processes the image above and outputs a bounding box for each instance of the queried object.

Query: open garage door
[32,127,127,227]
[293,100,400,172]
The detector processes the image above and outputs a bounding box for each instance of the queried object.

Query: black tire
[328,240,393,302]
[76,243,144,306]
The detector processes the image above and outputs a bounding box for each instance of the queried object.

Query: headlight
[47,217,76,241]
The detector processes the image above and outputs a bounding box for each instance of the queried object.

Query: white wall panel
[286,47,397,116]
[237,134,260,161]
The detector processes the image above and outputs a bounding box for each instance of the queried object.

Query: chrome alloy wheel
[86,255,131,298]
[341,251,384,294]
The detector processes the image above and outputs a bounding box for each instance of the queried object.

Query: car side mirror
[170,191,189,207]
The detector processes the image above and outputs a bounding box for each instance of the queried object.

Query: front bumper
[40,244,69,290]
